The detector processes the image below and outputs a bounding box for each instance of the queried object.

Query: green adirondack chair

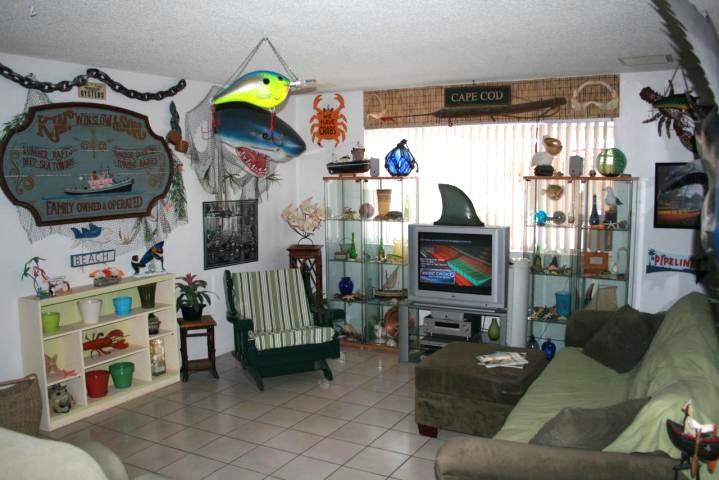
[224,267,340,390]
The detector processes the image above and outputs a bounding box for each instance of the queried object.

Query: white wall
[616,70,707,312]
[0,54,702,380]
[0,53,357,380]
[289,90,366,269]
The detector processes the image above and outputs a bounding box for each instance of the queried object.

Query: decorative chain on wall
[0,62,186,100]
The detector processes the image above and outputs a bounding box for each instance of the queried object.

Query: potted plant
[175,273,214,321]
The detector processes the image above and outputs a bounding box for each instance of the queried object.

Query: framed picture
[203,200,258,270]
[654,162,704,229]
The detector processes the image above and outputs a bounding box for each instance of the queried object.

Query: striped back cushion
[231,269,314,333]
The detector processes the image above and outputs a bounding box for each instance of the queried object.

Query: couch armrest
[435,437,674,480]
[565,310,612,347]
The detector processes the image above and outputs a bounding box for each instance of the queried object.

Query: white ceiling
[1,0,718,91]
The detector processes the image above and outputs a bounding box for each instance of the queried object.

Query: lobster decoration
[640,81,711,154]
[83,329,128,357]
[309,94,348,147]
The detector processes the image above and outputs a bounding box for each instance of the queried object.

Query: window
[365,121,614,251]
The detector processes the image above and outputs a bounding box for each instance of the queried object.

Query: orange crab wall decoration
[309,94,348,147]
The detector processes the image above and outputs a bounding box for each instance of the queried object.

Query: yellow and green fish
[212,70,290,109]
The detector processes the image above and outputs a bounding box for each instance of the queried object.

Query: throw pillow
[583,305,664,373]
[529,397,650,450]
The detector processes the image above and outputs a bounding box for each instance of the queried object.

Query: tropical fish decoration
[212,70,291,110]
[651,0,719,290]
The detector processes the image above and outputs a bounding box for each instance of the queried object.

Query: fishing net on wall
[9,87,189,257]
[184,87,279,201]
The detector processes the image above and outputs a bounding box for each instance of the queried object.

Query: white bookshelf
[18,272,179,432]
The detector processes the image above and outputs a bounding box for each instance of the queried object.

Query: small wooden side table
[177,315,219,382]
[287,244,323,306]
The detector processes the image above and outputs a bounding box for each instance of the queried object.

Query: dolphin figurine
[71,223,102,239]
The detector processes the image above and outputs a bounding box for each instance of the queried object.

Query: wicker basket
[0,374,41,436]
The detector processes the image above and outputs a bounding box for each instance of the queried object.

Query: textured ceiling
[1,0,718,91]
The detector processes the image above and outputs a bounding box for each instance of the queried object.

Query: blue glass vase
[541,338,556,360]
[384,139,417,176]
[338,276,354,295]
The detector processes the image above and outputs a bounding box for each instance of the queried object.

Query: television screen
[409,224,509,310]
[417,231,493,296]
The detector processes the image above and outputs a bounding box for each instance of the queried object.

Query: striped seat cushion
[253,326,335,351]
[231,269,314,333]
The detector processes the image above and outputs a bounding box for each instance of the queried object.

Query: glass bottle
[487,317,501,341]
[532,245,542,272]
[349,232,358,260]
[589,194,600,225]
[378,236,385,261]
[149,338,166,376]
[404,195,411,221]
[541,338,557,360]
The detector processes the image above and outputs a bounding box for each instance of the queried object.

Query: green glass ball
[596,148,627,177]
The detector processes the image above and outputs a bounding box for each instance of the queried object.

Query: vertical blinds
[364,121,614,252]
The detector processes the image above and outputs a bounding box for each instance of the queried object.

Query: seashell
[543,137,563,155]
[543,184,564,200]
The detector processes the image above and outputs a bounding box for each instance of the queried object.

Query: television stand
[402,302,508,361]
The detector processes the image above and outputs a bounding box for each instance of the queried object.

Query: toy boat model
[65,169,134,195]
[666,419,719,462]
[326,156,370,175]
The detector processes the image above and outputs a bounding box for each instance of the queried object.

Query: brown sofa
[435,292,719,479]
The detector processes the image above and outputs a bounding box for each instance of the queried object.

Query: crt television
[408,224,510,311]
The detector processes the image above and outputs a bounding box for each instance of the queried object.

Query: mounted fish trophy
[434,184,484,226]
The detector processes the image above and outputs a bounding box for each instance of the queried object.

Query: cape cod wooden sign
[0,103,173,226]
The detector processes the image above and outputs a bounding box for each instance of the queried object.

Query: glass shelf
[523,176,636,346]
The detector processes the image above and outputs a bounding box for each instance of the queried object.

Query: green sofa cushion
[253,326,336,351]
[629,292,719,398]
[530,397,650,450]
[583,306,664,373]
[605,293,719,480]
[495,347,633,443]
[605,378,719,472]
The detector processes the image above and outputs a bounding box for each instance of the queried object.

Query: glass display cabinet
[523,176,637,349]
[324,175,419,349]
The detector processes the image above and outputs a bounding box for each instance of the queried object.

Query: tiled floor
[46,348,471,479]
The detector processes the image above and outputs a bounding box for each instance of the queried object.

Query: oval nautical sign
[0,103,173,226]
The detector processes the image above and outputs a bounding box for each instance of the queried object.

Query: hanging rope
[0,62,186,100]
[220,37,299,88]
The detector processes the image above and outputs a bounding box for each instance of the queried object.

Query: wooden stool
[178,315,219,382]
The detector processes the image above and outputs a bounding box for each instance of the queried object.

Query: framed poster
[654,162,704,229]
[203,200,258,270]
[0,103,173,226]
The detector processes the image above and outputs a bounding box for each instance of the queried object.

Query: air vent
[618,54,674,66]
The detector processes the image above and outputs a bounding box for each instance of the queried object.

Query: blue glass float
[385,139,418,176]
[541,338,556,360]
[535,210,549,226]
